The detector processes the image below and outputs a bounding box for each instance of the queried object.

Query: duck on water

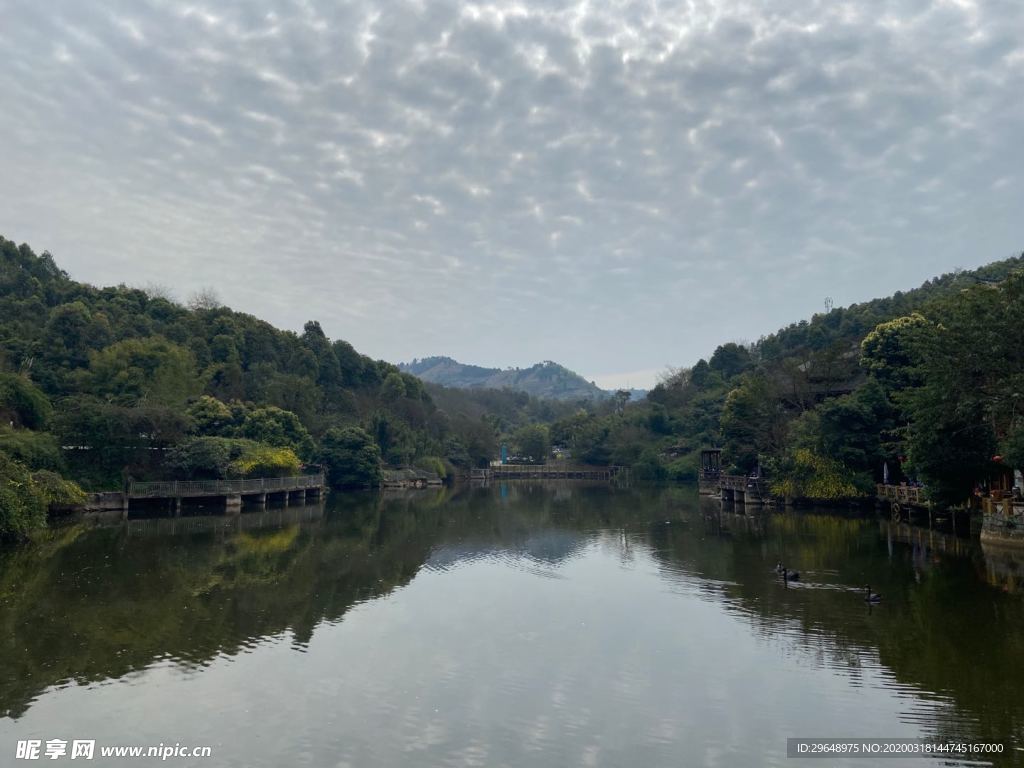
[776,564,800,581]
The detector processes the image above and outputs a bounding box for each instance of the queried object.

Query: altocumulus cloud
[0,0,1021,387]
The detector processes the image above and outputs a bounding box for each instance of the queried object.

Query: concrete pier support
[118,473,326,520]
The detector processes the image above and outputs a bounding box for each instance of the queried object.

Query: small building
[698,448,722,495]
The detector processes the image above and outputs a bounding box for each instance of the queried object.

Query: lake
[1,484,1022,766]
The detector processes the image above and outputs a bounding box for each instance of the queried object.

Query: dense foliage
[4,232,1022,531]
[0,453,84,541]
[319,427,382,489]
[537,253,1024,504]
[165,437,302,480]
[0,236,585,537]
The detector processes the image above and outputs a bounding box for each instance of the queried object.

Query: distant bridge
[470,465,626,482]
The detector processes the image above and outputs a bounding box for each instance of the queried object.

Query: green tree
[55,397,190,487]
[631,448,667,482]
[301,320,342,393]
[550,410,593,452]
[42,301,104,372]
[768,449,861,500]
[319,427,381,489]
[689,359,715,388]
[721,374,788,473]
[0,452,83,541]
[166,437,249,479]
[574,419,612,465]
[0,428,64,471]
[860,313,931,394]
[166,437,301,479]
[442,436,471,468]
[0,373,52,429]
[87,337,200,407]
[369,411,415,465]
[512,424,550,464]
[899,276,1024,503]
[237,406,315,458]
[789,380,896,480]
[186,395,235,436]
[229,445,302,478]
[709,343,752,379]
[380,372,407,402]
[0,452,47,540]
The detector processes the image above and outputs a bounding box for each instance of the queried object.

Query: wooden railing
[129,474,324,499]
[876,484,926,506]
[473,465,624,480]
[720,475,769,494]
[489,463,620,474]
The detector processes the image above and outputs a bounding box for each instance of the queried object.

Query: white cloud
[0,0,1020,376]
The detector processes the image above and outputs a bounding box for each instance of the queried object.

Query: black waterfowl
[863,585,882,603]
[782,568,800,581]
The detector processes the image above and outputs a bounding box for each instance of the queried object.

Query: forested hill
[0,235,583,537]
[544,251,1024,505]
[754,257,1024,366]
[400,356,610,402]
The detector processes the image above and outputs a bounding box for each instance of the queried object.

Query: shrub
[29,470,87,508]
[631,448,667,483]
[0,373,52,430]
[236,406,314,459]
[228,445,301,478]
[666,453,699,482]
[769,449,862,500]
[414,456,447,480]
[186,395,235,436]
[165,437,246,479]
[0,428,64,471]
[319,427,381,489]
[0,453,83,541]
[166,437,301,479]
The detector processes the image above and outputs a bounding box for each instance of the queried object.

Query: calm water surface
[2,485,1023,766]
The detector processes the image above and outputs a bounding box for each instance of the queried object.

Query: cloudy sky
[1,0,1021,389]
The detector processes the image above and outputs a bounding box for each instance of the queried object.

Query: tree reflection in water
[1,484,1022,758]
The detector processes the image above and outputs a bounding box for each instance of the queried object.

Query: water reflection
[0,485,1022,765]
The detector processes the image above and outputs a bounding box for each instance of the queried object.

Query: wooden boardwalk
[86,473,326,519]
[719,475,772,505]
[876,483,929,509]
[470,465,625,482]
[129,474,324,499]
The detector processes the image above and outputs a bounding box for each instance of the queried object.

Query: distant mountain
[399,356,612,402]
